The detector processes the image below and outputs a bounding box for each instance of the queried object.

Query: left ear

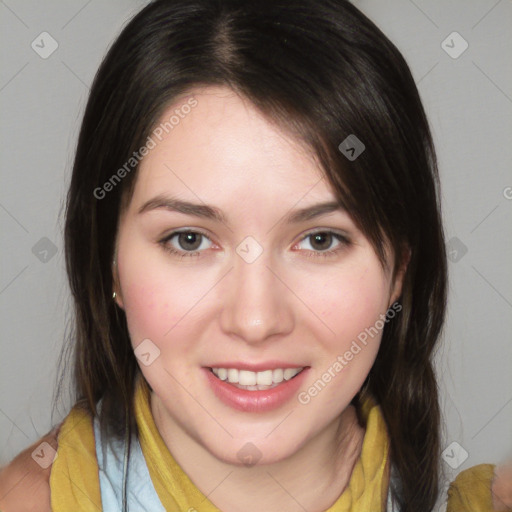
[112,257,125,309]
[389,246,411,306]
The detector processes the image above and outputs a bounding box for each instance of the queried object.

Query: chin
[199,431,305,468]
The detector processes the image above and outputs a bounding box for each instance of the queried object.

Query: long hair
[58,1,447,510]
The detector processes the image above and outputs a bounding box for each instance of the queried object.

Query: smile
[209,367,304,390]
[204,365,310,412]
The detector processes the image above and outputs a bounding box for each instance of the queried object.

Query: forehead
[128,86,335,211]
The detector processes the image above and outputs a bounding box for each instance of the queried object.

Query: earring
[112,258,117,300]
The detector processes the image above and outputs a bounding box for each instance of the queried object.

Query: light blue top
[93,403,165,511]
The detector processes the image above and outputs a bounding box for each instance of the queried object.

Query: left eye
[295,231,348,253]
[161,230,213,255]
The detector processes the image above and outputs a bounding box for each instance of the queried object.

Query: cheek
[299,261,391,354]
[118,255,206,350]
[294,264,391,411]
[121,280,170,347]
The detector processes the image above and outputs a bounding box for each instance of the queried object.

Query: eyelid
[292,228,352,258]
[158,228,216,256]
[295,227,351,244]
[160,227,213,240]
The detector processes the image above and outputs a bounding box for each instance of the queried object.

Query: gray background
[1,0,511,508]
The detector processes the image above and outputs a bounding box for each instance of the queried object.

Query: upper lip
[206,361,308,371]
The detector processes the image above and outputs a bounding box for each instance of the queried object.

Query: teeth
[272,368,284,382]
[257,370,273,386]
[284,368,299,380]
[211,367,303,386]
[239,370,256,386]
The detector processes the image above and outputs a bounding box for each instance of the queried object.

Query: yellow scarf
[50,376,389,511]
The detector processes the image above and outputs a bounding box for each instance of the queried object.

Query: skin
[0,424,60,512]
[0,86,510,511]
[112,85,404,511]
[492,463,512,511]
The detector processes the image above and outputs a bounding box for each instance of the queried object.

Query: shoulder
[446,463,508,512]
[0,424,61,512]
[0,405,100,512]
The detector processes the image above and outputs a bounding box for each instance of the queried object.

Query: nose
[219,249,294,345]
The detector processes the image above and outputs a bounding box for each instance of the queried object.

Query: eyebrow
[285,200,345,223]
[138,195,227,222]
[138,195,345,224]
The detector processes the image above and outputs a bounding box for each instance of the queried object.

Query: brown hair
[57,1,447,510]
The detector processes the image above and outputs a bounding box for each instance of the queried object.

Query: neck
[151,393,365,512]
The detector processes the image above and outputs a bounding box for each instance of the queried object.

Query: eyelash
[159,229,211,259]
[158,229,351,259]
[298,231,351,258]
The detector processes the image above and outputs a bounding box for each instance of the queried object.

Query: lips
[204,365,309,412]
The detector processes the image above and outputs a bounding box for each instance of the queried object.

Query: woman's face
[114,86,403,465]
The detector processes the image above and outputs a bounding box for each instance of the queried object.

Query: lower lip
[204,367,309,413]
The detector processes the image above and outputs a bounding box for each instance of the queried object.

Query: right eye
[159,230,214,258]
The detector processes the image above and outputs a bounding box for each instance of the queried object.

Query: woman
[0,1,510,511]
